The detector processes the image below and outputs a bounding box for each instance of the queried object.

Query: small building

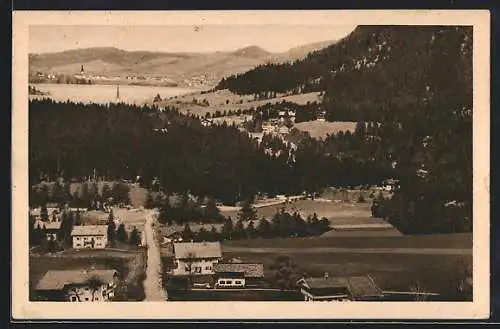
[297,275,383,302]
[33,220,61,240]
[172,241,222,276]
[71,225,108,249]
[213,263,264,288]
[34,269,120,302]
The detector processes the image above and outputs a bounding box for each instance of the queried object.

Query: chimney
[324,272,329,279]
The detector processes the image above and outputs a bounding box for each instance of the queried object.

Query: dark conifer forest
[29,26,472,234]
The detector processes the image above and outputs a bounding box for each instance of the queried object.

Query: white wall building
[172,242,222,276]
[71,225,108,249]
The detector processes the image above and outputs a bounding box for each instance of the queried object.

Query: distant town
[28,25,473,304]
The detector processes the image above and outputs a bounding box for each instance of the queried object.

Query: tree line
[174,209,331,242]
[30,181,131,209]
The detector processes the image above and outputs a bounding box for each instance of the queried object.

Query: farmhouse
[297,274,383,302]
[34,269,120,302]
[71,225,108,249]
[172,241,222,276]
[213,263,264,288]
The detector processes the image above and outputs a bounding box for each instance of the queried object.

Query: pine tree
[129,226,141,247]
[144,191,155,209]
[40,205,49,222]
[246,220,256,239]
[233,219,245,240]
[257,218,272,238]
[237,199,257,222]
[182,223,194,241]
[116,223,128,243]
[102,183,112,203]
[74,209,82,226]
[107,220,116,247]
[197,227,209,242]
[209,225,220,241]
[221,217,234,240]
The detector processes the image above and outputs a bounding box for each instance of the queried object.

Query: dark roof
[213,263,264,278]
[300,275,383,299]
[301,277,348,289]
[347,275,383,298]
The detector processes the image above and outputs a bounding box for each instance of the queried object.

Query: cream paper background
[12,10,490,320]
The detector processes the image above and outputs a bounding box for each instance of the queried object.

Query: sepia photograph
[12,10,490,319]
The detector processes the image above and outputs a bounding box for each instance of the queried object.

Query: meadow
[222,233,472,299]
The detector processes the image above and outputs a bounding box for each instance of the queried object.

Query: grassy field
[222,233,472,250]
[29,248,147,301]
[220,198,401,236]
[159,89,322,116]
[294,121,357,139]
[220,233,472,299]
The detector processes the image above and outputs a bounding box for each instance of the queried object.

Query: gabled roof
[173,241,222,259]
[33,220,61,230]
[71,225,108,236]
[214,263,264,278]
[35,269,119,291]
[298,275,383,299]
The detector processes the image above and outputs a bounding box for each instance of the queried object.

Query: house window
[102,290,107,297]
[84,298,89,301]
[219,280,225,284]
[70,296,77,302]
[194,267,202,273]
[205,266,212,270]
[76,237,81,240]
[235,281,242,285]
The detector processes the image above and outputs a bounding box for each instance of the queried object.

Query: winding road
[142,210,168,301]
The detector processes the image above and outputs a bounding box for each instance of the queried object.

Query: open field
[220,198,400,236]
[294,121,357,139]
[222,233,472,250]
[29,248,147,301]
[221,233,472,298]
[82,207,148,232]
[157,89,322,116]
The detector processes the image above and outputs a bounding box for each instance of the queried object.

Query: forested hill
[215,26,472,120]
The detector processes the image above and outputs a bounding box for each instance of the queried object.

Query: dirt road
[142,210,168,301]
[223,246,472,256]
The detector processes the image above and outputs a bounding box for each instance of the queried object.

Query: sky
[29,25,357,54]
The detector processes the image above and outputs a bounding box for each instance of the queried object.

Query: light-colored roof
[35,269,118,291]
[71,225,108,236]
[33,220,61,230]
[214,263,264,278]
[173,241,222,259]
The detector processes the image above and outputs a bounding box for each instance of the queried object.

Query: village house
[71,225,108,249]
[297,274,383,302]
[172,241,222,276]
[34,269,120,302]
[33,219,61,240]
[213,263,264,289]
[30,204,61,221]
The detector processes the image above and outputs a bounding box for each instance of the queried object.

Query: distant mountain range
[29,40,338,88]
